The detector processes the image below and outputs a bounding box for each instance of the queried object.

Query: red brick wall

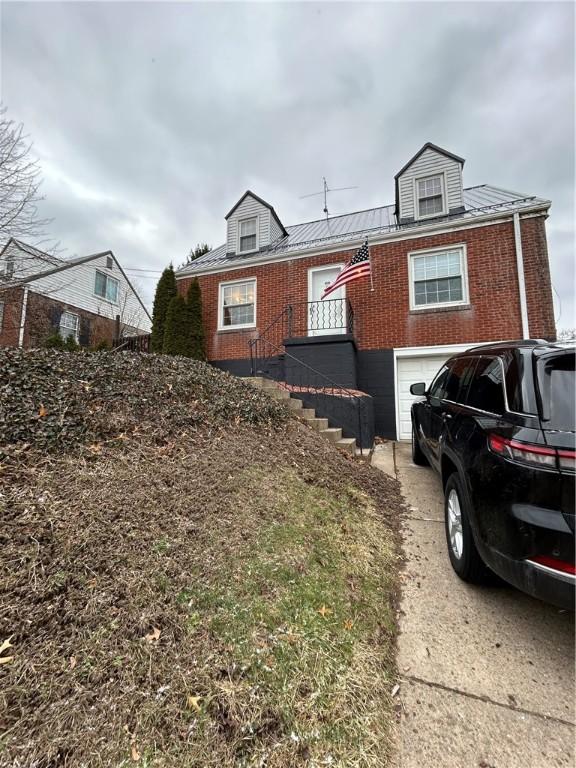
[521,217,556,340]
[0,287,24,348]
[23,292,118,349]
[178,215,555,361]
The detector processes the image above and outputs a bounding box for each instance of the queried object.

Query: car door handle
[443,413,453,420]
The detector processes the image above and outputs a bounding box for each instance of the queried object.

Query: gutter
[18,286,29,348]
[176,202,550,280]
[513,212,530,338]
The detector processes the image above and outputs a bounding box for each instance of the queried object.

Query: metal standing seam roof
[176,184,550,276]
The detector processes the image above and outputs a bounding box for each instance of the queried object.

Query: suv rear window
[537,351,575,431]
[467,356,505,414]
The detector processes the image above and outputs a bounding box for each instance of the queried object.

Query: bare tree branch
[0,105,55,251]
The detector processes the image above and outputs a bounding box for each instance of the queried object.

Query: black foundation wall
[356,349,396,440]
[283,334,357,389]
[212,344,397,443]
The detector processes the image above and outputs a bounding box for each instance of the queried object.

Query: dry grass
[0,351,403,767]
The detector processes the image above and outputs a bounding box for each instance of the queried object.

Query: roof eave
[224,190,288,237]
[176,201,550,279]
[394,142,465,180]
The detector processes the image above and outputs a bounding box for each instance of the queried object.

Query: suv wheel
[444,473,490,584]
[412,424,428,466]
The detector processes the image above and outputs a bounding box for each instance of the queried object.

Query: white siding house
[0,239,151,348]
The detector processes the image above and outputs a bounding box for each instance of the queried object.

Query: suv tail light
[488,434,576,472]
[528,555,576,576]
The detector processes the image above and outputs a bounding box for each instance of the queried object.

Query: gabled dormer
[225,191,287,256]
[394,143,465,224]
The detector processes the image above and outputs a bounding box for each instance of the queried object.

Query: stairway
[244,376,362,457]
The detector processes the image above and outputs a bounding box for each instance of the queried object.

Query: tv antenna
[300,177,358,223]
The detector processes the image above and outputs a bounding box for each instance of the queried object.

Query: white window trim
[237,216,259,255]
[217,276,257,331]
[413,172,448,220]
[94,269,120,304]
[407,243,469,311]
[60,310,80,341]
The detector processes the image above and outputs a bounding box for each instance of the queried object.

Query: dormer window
[417,175,445,218]
[238,217,258,254]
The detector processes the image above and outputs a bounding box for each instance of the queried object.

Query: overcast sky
[1,1,574,326]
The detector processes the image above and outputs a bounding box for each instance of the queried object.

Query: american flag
[321,240,371,299]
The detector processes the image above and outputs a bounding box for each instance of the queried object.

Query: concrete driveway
[373,441,575,768]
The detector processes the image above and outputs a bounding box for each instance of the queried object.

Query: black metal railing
[249,335,366,452]
[290,298,354,338]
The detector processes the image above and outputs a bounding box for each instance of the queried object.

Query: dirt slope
[0,350,403,767]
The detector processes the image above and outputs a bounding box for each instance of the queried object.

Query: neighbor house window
[410,246,468,309]
[219,279,256,329]
[238,217,258,253]
[95,270,119,302]
[60,311,79,341]
[417,175,444,217]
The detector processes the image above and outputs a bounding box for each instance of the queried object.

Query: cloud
[0,0,573,324]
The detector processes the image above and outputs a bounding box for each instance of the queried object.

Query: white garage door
[396,355,449,440]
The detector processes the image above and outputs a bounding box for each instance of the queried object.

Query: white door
[396,355,449,440]
[308,265,346,337]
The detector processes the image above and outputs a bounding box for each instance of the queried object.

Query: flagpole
[368,239,375,292]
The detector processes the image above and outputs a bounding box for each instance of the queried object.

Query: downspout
[18,286,29,348]
[513,212,530,339]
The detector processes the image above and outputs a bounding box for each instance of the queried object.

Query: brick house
[176,143,555,441]
[0,239,151,349]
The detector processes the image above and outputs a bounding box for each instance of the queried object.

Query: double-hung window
[219,279,256,329]
[238,217,258,254]
[410,246,468,309]
[95,270,119,302]
[60,311,79,341]
[417,175,444,218]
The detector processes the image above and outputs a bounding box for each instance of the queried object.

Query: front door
[308,265,346,337]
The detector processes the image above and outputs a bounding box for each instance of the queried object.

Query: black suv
[410,340,575,609]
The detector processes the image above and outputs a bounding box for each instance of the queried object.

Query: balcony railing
[299,298,354,338]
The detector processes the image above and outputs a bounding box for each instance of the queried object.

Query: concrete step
[320,427,343,443]
[298,408,317,421]
[337,438,357,455]
[260,378,280,390]
[267,388,290,400]
[287,397,303,410]
[308,417,329,432]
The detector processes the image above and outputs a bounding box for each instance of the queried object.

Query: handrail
[249,335,364,454]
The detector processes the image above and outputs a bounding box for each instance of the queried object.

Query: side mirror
[410,382,427,396]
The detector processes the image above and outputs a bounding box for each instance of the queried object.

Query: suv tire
[444,472,491,584]
[412,424,428,466]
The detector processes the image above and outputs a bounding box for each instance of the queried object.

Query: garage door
[396,355,449,440]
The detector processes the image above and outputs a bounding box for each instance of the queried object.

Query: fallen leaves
[187,695,202,712]
[0,636,14,664]
[343,619,354,631]
[38,404,48,418]
[69,656,77,670]
[143,627,161,643]
[317,605,332,618]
